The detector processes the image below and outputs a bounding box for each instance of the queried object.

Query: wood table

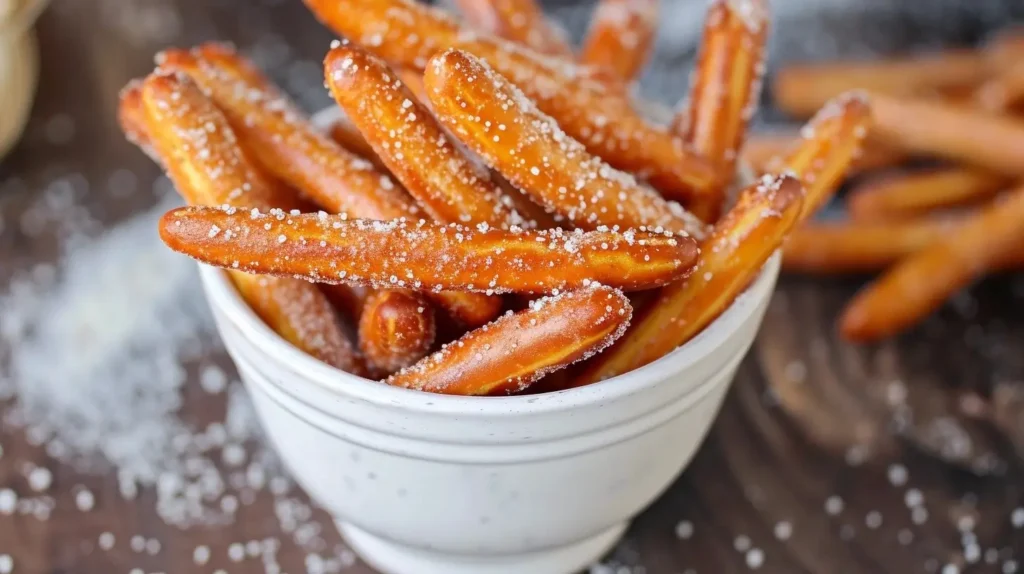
[0,1,1021,572]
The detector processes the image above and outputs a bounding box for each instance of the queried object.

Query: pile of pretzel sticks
[118,0,867,395]
[750,29,1024,342]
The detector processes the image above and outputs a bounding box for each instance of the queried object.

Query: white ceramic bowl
[195,107,779,574]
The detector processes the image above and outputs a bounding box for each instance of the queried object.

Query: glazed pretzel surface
[574,174,804,386]
[159,207,699,294]
[302,0,721,204]
[386,285,632,395]
[425,49,709,238]
[136,72,365,374]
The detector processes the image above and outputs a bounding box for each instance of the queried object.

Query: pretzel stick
[767,92,872,219]
[452,0,573,58]
[358,289,436,375]
[579,0,658,83]
[846,168,1011,221]
[159,208,699,294]
[743,131,905,177]
[302,0,721,204]
[671,0,769,221]
[326,115,389,172]
[386,285,631,395]
[424,49,708,238]
[772,49,991,119]
[975,63,1024,113]
[156,46,417,219]
[840,183,1024,342]
[573,174,804,386]
[133,72,365,374]
[868,92,1024,177]
[325,44,522,228]
[782,218,960,274]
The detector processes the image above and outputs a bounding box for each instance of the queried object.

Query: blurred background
[1,1,1023,573]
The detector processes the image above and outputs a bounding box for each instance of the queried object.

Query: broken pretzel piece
[159,207,700,295]
[580,0,659,83]
[425,49,708,239]
[573,174,804,386]
[386,285,631,395]
[136,71,365,375]
[302,0,721,204]
[673,0,769,221]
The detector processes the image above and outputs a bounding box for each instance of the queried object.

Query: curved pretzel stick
[169,44,497,328]
[671,0,769,221]
[846,168,1010,221]
[766,91,872,220]
[358,289,436,376]
[573,174,805,385]
[782,218,960,275]
[424,49,708,238]
[324,44,522,228]
[301,0,721,204]
[452,0,573,58]
[868,92,1024,177]
[772,48,990,119]
[840,183,1024,342]
[155,46,418,220]
[159,208,699,294]
[744,131,905,177]
[135,72,365,374]
[579,0,658,83]
[386,285,631,395]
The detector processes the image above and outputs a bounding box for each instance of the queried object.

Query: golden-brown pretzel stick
[425,49,708,238]
[358,289,436,375]
[452,0,573,58]
[327,115,390,172]
[155,46,418,220]
[772,49,991,119]
[672,0,769,221]
[975,63,1024,113]
[767,92,872,220]
[840,184,1024,342]
[743,131,905,177]
[573,174,805,385]
[846,168,1011,221]
[868,92,1024,177]
[118,80,161,163]
[579,0,659,83]
[782,218,960,274]
[324,44,521,228]
[386,285,631,395]
[159,208,699,294]
[173,44,498,328]
[301,0,721,204]
[136,72,365,374]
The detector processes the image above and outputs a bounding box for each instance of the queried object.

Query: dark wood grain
[1,1,1022,573]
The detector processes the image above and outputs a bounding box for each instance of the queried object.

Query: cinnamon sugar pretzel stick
[772,49,991,119]
[302,0,721,204]
[767,92,872,220]
[840,183,1024,342]
[156,46,417,219]
[573,174,804,385]
[172,45,498,328]
[159,209,700,294]
[358,289,436,375]
[324,44,522,228]
[672,0,769,221]
[386,285,631,395]
[425,49,709,238]
[782,218,960,274]
[136,72,365,375]
[868,92,1024,177]
[846,168,1011,221]
[579,0,658,83]
[453,0,573,58]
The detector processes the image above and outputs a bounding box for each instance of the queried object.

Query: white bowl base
[337,520,628,574]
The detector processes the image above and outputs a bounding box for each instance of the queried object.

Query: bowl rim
[198,103,777,417]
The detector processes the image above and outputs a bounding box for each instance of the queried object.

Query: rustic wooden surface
[0,1,1022,572]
